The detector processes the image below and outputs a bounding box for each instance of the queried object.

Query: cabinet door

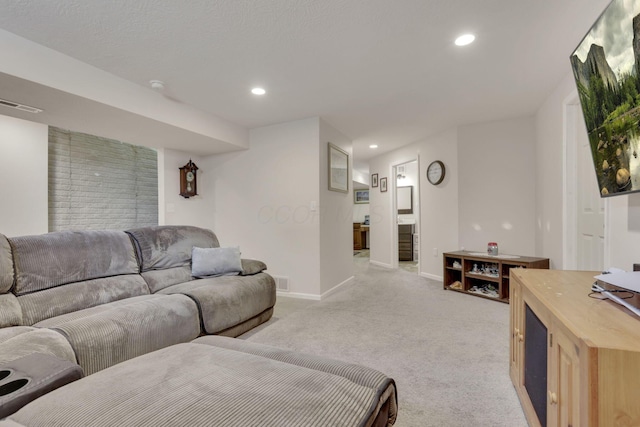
[509,279,524,386]
[547,327,582,427]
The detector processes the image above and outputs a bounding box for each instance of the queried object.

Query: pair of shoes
[468,284,499,298]
[480,284,498,298]
[452,261,462,269]
[449,281,463,290]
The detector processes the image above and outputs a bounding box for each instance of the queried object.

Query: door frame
[391,158,420,272]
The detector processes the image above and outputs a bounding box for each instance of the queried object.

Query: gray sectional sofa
[0,225,397,426]
[0,225,276,375]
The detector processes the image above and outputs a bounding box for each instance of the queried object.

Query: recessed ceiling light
[369,144,378,149]
[149,80,165,91]
[455,34,475,46]
[251,87,266,95]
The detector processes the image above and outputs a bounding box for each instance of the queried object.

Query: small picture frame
[371,173,379,188]
[380,177,388,192]
[354,189,369,204]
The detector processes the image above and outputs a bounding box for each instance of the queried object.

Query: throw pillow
[192,246,242,278]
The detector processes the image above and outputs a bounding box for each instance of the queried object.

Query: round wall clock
[179,159,199,198]
[426,160,445,185]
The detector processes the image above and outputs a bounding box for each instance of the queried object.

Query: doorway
[394,160,419,273]
[564,94,605,271]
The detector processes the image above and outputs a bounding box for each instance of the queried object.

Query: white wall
[0,114,48,236]
[458,117,537,256]
[536,72,640,271]
[353,203,370,223]
[608,194,640,270]
[535,74,576,268]
[419,130,459,278]
[157,148,213,230]
[319,119,354,295]
[205,118,322,297]
[369,129,459,278]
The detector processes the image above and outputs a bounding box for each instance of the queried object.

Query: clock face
[186,171,195,182]
[427,160,445,185]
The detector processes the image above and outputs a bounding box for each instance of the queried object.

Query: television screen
[571,0,640,197]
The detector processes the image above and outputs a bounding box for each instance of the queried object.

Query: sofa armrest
[0,353,83,418]
[240,259,267,276]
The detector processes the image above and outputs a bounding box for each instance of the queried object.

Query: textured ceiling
[0,0,611,170]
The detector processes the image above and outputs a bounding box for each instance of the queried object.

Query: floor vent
[272,275,290,292]
[0,98,43,113]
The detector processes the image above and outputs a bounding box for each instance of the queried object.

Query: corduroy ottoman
[0,336,397,427]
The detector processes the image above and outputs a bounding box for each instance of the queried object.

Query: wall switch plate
[433,248,438,257]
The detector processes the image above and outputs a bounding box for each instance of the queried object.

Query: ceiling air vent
[0,98,43,113]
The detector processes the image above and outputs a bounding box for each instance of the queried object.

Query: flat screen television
[570,0,640,197]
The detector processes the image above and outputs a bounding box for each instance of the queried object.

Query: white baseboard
[276,291,321,300]
[369,260,393,269]
[321,276,354,299]
[276,276,355,301]
[419,272,443,281]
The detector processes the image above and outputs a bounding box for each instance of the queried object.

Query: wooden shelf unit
[510,269,640,426]
[442,251,549,303]
[398,224,414,261]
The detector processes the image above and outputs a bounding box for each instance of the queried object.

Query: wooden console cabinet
[442,251,548,303]
[510,269,640,427]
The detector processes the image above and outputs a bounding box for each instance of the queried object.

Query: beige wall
[458,117,537,256]
[204,118,323,298]
[319,118,354,296]
[157,148,213,230]
[368,128,459,279]
[535,74,576,269]
[0,114,48,237]
[536,71,640,271]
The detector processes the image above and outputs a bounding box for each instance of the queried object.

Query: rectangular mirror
[397,186,413,214]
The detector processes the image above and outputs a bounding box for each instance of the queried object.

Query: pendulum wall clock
[179,159,198,198]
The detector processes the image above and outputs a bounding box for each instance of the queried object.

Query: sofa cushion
[0,327,77,366]
[34,294,200,375]
[191,246,242,278]
[126,226,219,272]
[17,275,149,326]
[0,234,13,293]
[0,294,22,327]
[158,272,276,335]
[10,230,139,296]
[141,265,193,293]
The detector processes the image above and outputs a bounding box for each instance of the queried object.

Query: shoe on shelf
[450,281,463,290]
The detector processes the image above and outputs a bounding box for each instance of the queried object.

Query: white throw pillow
[192,246,242,277]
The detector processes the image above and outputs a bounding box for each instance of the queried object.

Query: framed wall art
[354,189,369,204]
[328,142,349,193]
[380,177,388,192]
[371,173,378,188]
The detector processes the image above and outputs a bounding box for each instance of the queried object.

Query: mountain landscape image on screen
[571,0,640,196]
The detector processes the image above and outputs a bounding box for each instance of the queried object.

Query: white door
[576,113,605,271]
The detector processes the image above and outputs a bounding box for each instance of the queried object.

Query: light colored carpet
[241,255,528,427]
